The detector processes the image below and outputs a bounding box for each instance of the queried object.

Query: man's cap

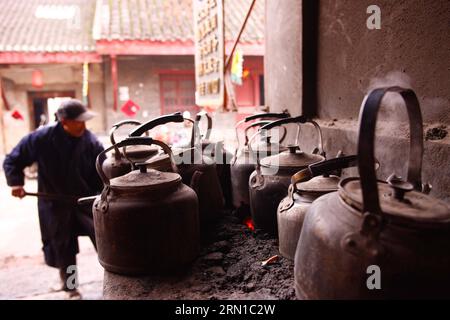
[56,99,97,122]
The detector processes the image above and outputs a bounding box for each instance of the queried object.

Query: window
[159,74,199,115]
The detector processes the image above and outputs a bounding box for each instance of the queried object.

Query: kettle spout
[77,196,97,208]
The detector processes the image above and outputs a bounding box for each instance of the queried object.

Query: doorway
[27,91,75,130]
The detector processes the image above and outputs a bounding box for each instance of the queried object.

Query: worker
[3,99,105,299]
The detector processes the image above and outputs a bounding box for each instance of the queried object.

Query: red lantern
[32,70,44,88]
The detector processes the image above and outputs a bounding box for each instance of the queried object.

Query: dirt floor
[0,173,103,300]
[104,212,296,300]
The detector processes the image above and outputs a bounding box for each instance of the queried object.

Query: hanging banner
[230,48,244,85]
[82,62,89,106]
[193,0,224,108]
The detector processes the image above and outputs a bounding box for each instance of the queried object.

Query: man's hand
[11,186,26,198]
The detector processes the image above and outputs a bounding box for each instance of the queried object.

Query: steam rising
[366,71,414,122]
[367,71,413,91]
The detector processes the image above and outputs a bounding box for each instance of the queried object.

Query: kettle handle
[290,155,358,186]
[358,87,423,215]
[259,116,325,156]
[129,112,196,148]
[242,120,289,146]
[279,155,358,213]
[128,112,185,137]
[235,112,291,142]
[244,121,272,145]
[96,137,177,187]
[231,121,271,166]
[109,120,143,160]
[190,111,213,148]
[259,115,307,130]
[195,111,212,141]
[243,112,291,123]
[245,116,305,170]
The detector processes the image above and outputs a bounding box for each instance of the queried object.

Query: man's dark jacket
[3,122,104,268]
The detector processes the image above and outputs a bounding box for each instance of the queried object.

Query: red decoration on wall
[242,68,250,79]
[32,70,44,88]
[11,109,24,120]
[120,100,140,117]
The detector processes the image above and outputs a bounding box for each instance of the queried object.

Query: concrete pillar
[264,0,302,115]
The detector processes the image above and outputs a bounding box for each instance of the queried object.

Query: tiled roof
[0,0,97,53]
[0,0,264,54]
[93,0,264,43]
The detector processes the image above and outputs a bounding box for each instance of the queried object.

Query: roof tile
[94,0,264,43]
[0,0,264,53]
[0,0,97,53]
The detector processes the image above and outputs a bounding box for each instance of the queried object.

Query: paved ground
[0,171,103,300]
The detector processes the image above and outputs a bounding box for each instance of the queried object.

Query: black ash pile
[103,211,296,300]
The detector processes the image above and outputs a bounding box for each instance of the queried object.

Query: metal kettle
[93,136,200,275]
[101,120,158,179]
[129,113,224,232]
[230,112,290,215]
[192,111,234,208]
[277,155,357,260]
[295,87,450,299]
[249,115,325,236]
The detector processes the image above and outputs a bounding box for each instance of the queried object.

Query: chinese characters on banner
[193,0,224,108]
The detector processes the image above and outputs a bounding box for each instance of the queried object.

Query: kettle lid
[260,145,324,171]
[339,177,450,226]
[297,175,340,194]
[145,153,173,171]
[110,167,181,189]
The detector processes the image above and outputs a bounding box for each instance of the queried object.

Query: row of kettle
[102,111,226,229]
[87,107,320,276]
[83,86,450,300]
[231,112,327,237]
[80,112,233,275]
[85,107,325,276]
[262,87,450,299]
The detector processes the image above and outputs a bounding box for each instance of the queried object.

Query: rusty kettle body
[249,116,325,236]
[277,155,357,260]
[230,112,290,215]
[193,111,234,208]
[93,137,199,276]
